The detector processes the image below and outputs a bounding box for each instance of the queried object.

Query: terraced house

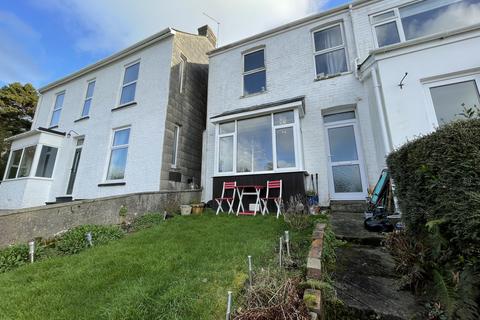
[0,26,215,209]
[202,0,480,206]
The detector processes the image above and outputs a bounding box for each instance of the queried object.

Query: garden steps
[330,200,366,213]
[330,210,421,319]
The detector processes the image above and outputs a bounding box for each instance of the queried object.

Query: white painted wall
[204,10,382,205]
[374,31,480,148]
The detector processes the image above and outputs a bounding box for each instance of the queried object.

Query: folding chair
[215,181,237,215]
[260,180,283,219]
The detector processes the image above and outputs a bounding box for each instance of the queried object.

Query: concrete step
[334,245,421,319]
[330,200,366,213]
[330,211,384,246]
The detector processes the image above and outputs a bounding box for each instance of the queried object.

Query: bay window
[216,110,300,175]
[371,0,480,48]
[5,146,37,180]
[35,146,58,178]
[313,24,348,77]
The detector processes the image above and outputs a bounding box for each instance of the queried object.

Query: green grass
[0,212,311,320]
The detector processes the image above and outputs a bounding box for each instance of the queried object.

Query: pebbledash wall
[0,190,201,248]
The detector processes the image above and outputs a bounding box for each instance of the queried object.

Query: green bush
[386,119,480,318]
[0,244,29,273]
[55,225,124,255]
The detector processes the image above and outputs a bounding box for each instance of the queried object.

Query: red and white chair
[215,181,237,215]
[260,180,283,219]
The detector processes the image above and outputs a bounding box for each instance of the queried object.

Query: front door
[324,112,367,200]
[66,140,83,195]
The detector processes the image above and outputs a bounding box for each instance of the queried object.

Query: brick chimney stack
[198,25,217,48]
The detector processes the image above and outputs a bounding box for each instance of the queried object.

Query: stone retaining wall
[0,190,201,247]
[305,222,326,319]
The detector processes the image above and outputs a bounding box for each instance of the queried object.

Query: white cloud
[0,11,45,86]
[39,0,327,55]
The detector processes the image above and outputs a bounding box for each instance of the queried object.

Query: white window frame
[311,23,349,79]
[171,125,180,168]
[105,126,131,182]
[214,109,303,176]
[35,144,59,179]
[4,148,25,180]
[242,48,267,96]
[3,144,52,181]
[118,60,140,107]
[81,79,96,117]
[370,8,406,48]
[422,73,480,128]
[179,54,187,93]
[49,91,65,128]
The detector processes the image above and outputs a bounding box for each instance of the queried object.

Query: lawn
[0,212,311,320]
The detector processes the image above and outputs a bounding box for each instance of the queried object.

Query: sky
[0,0,350,88]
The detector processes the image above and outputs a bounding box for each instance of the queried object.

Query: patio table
[235,185,265,216]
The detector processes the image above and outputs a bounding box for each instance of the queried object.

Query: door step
[46,196,73,205]
[330,200,366,213]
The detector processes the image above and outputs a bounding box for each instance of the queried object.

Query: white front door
[324,112,367,200]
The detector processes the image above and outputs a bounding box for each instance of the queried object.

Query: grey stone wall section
[160,31,214,190]
[0,190,201,247]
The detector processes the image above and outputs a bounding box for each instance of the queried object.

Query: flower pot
[180,205,192,216]
[191,203,204,215]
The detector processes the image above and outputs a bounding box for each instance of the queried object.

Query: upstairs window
[372,0,480,48]
[107,127,130,180]
[81,80,95,117]
[120,62,140,105]
[313,24,348,78]
[50,92,65,127]
[243,49,266,95]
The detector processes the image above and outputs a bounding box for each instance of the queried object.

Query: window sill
[314,71,352,82]
[1,176,54,182]
[112,101,137,111]
[240,90,268,99]
[49,125,59,129]
[98,182,126,187]
[74,116,90,123]
[213,169,306,178]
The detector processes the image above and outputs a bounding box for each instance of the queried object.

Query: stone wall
[0,189,201,248]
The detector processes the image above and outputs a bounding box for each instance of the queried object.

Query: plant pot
[306,195,319,206]
[191,203,204,215]
[180,205,192,216]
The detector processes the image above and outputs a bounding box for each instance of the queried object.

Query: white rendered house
[202,0,480,207]
[0,26,215,209]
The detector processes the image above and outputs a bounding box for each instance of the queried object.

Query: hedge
[387,119,480,317]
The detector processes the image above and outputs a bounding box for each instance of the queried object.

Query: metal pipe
[226,291,232,320]
[28,240,35,263]
[371,68,392,154]
[284,231,290,257]
[85,232,93,247]
[248,255,253,287]
[279,236,283,267]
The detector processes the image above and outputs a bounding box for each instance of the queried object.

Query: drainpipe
[371,68,402,217]
[371,68,391,154]
[348,4,361,79]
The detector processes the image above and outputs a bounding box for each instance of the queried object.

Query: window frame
[171,124,180,168]
[35,144,59,178]
[214,109,302,176]
[4,145,39,181]
[105,126,131,182]
[81,79,96,117]
[423,73,480,128]
[311,23,349,79]
[370,8,406,48]
[118,60,140,107]
[49,91,65,128]
[242,47,267,96]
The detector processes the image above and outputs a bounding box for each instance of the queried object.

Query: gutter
[38,28,174,93]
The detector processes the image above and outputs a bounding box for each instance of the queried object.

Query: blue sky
[0,0,349,88]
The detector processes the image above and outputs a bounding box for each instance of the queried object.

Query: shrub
[0,244,30,273]
[55,225,124,255]
[386,119,480,318]
[283,195,312,230]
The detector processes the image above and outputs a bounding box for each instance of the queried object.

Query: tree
[0,82,38,179]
